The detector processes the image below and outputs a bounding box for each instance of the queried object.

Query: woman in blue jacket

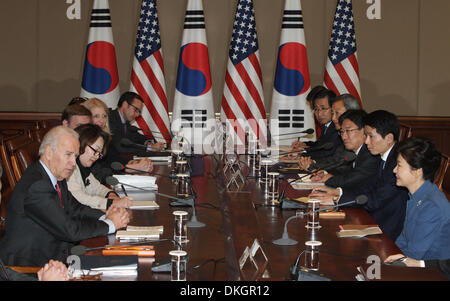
[386,137,450,262]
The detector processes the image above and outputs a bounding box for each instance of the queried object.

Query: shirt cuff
[420,260,425,268]
[99,215,116,234]
[336,187,343,203]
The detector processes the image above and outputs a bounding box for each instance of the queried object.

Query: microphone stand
[278,174,314,210]
[273,195,368,246]
[107,177,194,207]
[185,179,205,228]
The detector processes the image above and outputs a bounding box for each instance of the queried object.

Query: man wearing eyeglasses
[108,91,165,154]
[307,110,379,190]
[309,110,408,241]
[0,126,130,267]
[292,88,342,160]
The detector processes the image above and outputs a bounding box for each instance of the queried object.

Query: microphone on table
[120,138,148,151]
[105,176,194,207]
[70,238,183,256]
[297,194,368,219]
[301,141,335,156]
[184,178,205,228]
[137,129,174,138]
[277,142,333,158]
[109,165,204,227]
[277,151,357,210]
[272,128,314,137]
[110,161,173,179]
[272,194,368,246]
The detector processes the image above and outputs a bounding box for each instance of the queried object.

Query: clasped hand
[106,206,130,230]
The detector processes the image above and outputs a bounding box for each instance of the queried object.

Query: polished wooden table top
[82,155,447,281]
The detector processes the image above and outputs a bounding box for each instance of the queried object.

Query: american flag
[324,0,362,107]
[221,0,267,146]
[130,0,171,143]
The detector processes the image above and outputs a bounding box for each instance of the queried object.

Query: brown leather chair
[398,123,412,142]
[5,134,40,183]
[0,134,21,236]
[436,154,450,200]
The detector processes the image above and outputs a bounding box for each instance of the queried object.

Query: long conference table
[81,154,447,282]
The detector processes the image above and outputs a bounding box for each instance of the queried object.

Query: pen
[121,184,128,196]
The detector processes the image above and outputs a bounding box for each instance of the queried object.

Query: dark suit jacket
[426,259,450,280]
[325,144,380,189]
[0,258,36,281]
[338,143,408,241]
[305,122,342,160]
[108,108,149,153]
[105,108,151,168]
[0,162,109,266]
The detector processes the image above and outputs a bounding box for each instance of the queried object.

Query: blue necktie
[378,159,385,177]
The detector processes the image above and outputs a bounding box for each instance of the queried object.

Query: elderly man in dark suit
[0,126,130,267]
[310,110,408,241]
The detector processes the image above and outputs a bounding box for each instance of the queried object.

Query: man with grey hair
[331,93,361,131]
[299,93,361,171]
[0,126,130,267]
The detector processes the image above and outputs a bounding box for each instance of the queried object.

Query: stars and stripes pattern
[129,0,171,143]
[221,0,267,147]
[323,0,362,107]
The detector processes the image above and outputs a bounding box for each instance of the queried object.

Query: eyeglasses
[129,103,142,115]
[313,107,331,113]
[87,145,103,158]
[338,128,360,136]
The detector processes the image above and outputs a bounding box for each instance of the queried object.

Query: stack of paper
[114,175,157,191]
[291,181,325,190]
[133,155,171,162]
[116,230,160,240]
[129,200,159,210]
[126,225,164,234]
[72,255,138,279]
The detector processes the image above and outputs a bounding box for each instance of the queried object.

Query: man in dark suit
[108,91,165,155]
[310,110,408,241]
[0,126,130,267]
[298,93,362,172]
[292,89,342,160]
[310,110,380,190]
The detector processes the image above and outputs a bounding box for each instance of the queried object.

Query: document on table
[116,230,160,240]
[114,175,158,191]
[129,200,159,210]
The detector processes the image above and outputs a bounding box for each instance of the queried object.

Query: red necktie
[55,182,63,208]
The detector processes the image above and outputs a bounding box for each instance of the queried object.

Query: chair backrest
[30,126,51,144]
[0,133,24,236]
[437,154,450,200]
[435,154,449,189]
[398,123,412,142]
[5,134,40,183]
